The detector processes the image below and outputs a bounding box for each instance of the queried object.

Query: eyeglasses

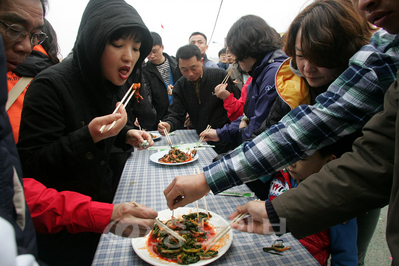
[0,20,48,46]
[149,48,160,55]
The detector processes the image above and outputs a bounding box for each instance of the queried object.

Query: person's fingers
[130,206,158,219]
[230,218,250,232]
[228,211,240,221]
[163,178,176,200]
[165,186,183,210]
[111,216,155,238]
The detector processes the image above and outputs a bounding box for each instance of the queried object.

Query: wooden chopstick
[204,199,260,253]
[194,166,210,220]
[100,83,136,133]
[221,69,233,84]
[159,120,173,147]
[195,125,211,149]
[203,213,245,253]
[203,195,210,220]
[155,219,186,242]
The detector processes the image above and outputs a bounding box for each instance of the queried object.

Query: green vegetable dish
[147,212,219,265]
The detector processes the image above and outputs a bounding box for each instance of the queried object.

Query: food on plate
[158,148,193,164]
[148,212,218,265]
[150,133,158,139]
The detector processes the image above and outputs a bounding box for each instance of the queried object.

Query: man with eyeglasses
[143,32,182,130]
[0,0,47,72]
[1,0,47,143]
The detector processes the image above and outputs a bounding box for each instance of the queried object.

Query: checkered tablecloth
[92,130,320,266]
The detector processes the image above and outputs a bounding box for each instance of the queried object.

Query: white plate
[149,132,161,141]
[132,208,233,266]
[149,150,198,165]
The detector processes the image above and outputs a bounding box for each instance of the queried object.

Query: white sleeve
[0,217,39,266]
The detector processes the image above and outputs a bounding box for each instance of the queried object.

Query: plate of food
[149,132,161,141]
[150,148,198,165]
[132,208,233,266]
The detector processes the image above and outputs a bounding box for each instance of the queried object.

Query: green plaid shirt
[204,29,399,194]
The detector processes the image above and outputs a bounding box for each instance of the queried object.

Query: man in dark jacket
[158,44,240,154]
[143,32,181,129]
[0,0,47,262]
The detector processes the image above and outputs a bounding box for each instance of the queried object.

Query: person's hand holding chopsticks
[126,130,153,150]
[109,201,158,238]
[157,121,171,136]
[199,128,219,142]
[164,173,210,210]
[213,83,230,100]
[88,102,127,143]
[229,200,275,235]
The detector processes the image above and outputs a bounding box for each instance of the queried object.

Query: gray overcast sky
[46,0,312,60]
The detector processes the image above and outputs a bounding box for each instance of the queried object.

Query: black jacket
[163,67,240,153]
[0,37,38,260]
[18,0,152,203]
[143,53,181,129]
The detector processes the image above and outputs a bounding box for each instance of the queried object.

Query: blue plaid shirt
[204,29,399,194]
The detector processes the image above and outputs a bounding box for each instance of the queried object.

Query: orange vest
[7,45,48,143]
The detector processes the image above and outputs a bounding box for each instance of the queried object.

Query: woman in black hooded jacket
[17,0,154,265]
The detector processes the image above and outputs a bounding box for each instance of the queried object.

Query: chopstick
[195,167,210,220]
[221,68,233,84]
[203,195,210,220]
[203,199,260,253]
[159,120,173,148]
[195,125,211,149]
[212,69,234,96]
[203,213,246,253]
[154,219,186,242]
[99,83,137,133]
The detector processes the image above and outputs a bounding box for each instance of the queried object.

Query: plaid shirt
[204,29,399,194]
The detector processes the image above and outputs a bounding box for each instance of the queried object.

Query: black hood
[72,0,152,90]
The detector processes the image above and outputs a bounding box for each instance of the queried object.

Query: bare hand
[126,129,153,150]
[184,114,191,128]
[164,173,210,210]
[229,201,274,235]
[167,85,173,96]
[134,117,140,128]
[109,202,157,238]
[239,119,248,129]
[158,122,171,136]
[200,129,219,142]
[214,84,230,100]
[89,102,127,143]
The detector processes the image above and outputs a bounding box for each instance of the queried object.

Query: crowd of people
[1,0,399,265]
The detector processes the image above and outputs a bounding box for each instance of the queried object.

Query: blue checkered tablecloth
[92,130,320,266]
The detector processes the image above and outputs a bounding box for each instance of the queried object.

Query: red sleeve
[23,178,113,234]
[223,77,252,121]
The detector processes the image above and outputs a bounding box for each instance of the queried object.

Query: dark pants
[357,208,381,265]
[37,230,101,266]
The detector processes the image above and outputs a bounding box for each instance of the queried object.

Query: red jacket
[23,178,113,234]
[224,77,252,121]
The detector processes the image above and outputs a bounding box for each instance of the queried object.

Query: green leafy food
[148,212,218,264]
